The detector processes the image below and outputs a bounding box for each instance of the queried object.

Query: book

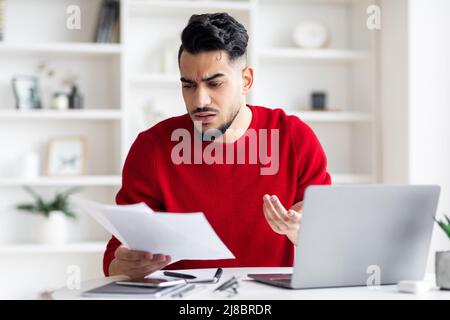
[109,2,120,43]
[94,0,120,43]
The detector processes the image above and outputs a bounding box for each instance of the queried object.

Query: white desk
[52,267,450,300]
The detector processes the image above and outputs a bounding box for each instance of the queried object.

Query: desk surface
[52,267,450,300]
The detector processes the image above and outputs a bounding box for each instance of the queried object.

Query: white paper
[71,196,235,262]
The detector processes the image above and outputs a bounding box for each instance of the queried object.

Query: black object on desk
[214,276,239,293]
[163,271,197,279]
[164,268,223,284]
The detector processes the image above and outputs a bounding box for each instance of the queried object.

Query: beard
[192,105,241,142]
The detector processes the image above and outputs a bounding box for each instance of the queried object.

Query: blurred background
[0,0,448,299]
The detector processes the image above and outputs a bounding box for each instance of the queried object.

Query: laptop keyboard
[270,275,292,283]
[273,278,292,284]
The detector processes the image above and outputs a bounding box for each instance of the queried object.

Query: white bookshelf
[0,241,107,254]
[129,73,180,85]
[122,0,379,182]
[0,0,122,258]
[258,48,372,62]
[129,0,253,12]
[0,42,122,56]
[0,0,380,298]
[0,0,380,241]
[0,176,121,187]
[0,109,122,120]
[293,111,372,123]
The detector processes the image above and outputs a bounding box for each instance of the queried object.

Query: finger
[263,202,279,230]
[290,201,304,213]
[116,247,152,261]
[151,254,171,263]
[270,195,291,223]
[287,210,302,223]
[263,201,285,232]
[264,195,288,227]
[119,258,156,269]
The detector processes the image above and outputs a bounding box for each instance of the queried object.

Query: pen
[212,268,223,283]
[214,276,239,292]
[163,271,197,279]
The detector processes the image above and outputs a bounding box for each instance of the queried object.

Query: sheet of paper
[71,196,235,262]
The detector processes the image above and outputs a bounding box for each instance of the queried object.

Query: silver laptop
[248,185,440,289]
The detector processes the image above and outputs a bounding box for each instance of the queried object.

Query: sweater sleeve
[103,132,165,276]
[291,117,332,203]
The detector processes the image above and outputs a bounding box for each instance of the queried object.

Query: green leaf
[16,204,37,212]
[444,214,450,225]
[435,217,450,240]
[16,186,80,218]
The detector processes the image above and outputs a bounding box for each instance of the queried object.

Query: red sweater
[103,105,331,275]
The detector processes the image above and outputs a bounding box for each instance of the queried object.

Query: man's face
[179,50,245,134]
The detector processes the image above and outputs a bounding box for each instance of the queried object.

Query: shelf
[0,241,107,254]
[0,176,121,187]
[129,0,253,13]
[331,174,375,184]
[0,42,122,57]
[0,109,122,120]
[293,111,372,123]
[260,0,360,4]
[259,48,372,62]
[129,73,180,85]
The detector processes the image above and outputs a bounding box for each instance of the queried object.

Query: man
[105,13,331,279]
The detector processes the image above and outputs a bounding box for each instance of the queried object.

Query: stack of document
[72,197,235,263]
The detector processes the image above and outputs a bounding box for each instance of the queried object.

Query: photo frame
[46,136,87,176]
[12,76,42,109]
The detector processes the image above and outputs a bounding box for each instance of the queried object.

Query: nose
[192,86,212,109]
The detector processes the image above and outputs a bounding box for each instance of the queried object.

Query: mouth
[193,112,217,124]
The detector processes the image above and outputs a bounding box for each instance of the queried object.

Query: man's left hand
[262,194,303,245]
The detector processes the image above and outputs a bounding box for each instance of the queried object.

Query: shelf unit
[0,42,122,56]
[0,241,107,254]
[0,0,123,258]
[0,1,380,298]
[122,0,379,182]
[0,0,381,299]
[258,48,372,61]
[0,175,121,187]
[0,109,122,120]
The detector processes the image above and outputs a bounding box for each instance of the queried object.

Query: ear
[241,66,254,94]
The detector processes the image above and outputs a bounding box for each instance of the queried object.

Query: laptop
[248,185,440,289]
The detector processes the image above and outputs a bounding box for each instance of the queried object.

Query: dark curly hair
[178,12,249,64]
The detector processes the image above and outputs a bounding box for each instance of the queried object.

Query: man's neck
[221,103,252,143]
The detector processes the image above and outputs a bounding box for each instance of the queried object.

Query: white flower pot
[40,211,70,244]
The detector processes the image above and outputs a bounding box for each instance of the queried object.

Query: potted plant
[16,186,80,244]
[435,214,450,290]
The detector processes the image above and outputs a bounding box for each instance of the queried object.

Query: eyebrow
[180,73,225,84]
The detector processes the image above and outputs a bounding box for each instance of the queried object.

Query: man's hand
[263,194,303,245]
[108,246,172,279]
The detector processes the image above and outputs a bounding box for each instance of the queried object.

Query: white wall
[408,0,450,270]
[381,0,450,272]
[380,0,409,184]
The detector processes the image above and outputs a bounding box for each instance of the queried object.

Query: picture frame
[11,76,42,109]
[46,136,87,176]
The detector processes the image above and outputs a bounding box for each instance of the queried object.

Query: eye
[182,83,195,89]
[208,81,222,88]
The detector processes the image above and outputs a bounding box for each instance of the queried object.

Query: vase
[436,251,450,290]
[40,211,70,244]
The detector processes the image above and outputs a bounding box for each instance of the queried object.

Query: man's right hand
[108,246,172,279]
